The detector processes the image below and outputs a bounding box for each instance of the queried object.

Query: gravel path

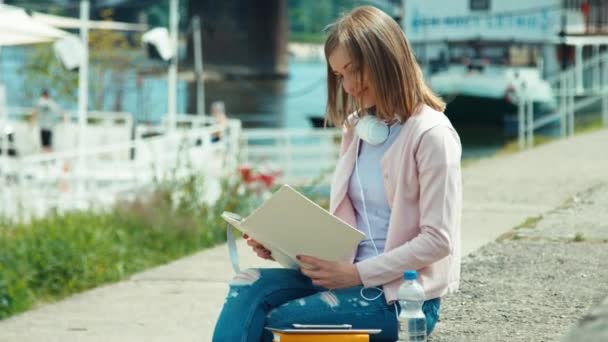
[431,184,608,342]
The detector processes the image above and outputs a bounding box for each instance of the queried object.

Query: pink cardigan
[329,105,462,304]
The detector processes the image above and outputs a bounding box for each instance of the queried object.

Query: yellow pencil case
[271,332,370,341]
[267,326,381,342]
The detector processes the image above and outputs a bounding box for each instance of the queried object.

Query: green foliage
[290,32,327,44]
[289,0,334,36]
[288,0,395,42]
[21,12,142,110]
[0,134,333,320]
[0,172,267,320]
[22,45,79,104]
[147,1,189,31]
[87,29,141,111]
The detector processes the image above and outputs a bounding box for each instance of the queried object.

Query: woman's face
[328,45,376,109]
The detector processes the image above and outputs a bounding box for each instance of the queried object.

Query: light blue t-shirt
[348,121,402,262]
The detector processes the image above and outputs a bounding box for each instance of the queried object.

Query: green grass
[496,135,557,156]
[515,215,543,230]
[0,169,332,320]
[0,175,257,320]
[495,115,605,157]
[575,115,605,134]
[573,233,586,242]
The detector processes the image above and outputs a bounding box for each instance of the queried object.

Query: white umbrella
[0,5,68,45]
[31,11,148,32]
[0,5,71,179]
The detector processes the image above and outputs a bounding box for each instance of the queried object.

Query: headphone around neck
[349,109,401,145]
[350,108,404,311]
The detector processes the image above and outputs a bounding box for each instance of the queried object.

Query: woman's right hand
[243,234,274,261]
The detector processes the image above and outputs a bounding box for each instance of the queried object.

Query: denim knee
[423,297,441,335]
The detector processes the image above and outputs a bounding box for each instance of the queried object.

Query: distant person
[211,101,228,126]
[210,101,228,142]
[213,6,462,342]
[35,89,61,152]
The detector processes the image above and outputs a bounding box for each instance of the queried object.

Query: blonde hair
[324,6,445,127]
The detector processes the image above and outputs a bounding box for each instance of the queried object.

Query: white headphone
[348,109,400,145]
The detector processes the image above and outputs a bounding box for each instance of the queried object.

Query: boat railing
[518,51,608,149]
[545,49,608,94]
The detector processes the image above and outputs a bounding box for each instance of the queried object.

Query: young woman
[213,6,462,341]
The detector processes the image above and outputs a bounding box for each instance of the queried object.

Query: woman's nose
[342,77,355,95]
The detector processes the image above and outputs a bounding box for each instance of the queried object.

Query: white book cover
[222,184,365,269]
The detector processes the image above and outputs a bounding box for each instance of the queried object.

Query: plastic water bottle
[397,270,426,341]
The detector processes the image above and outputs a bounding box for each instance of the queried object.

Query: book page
[229,185,364,268]
[221,211,299,269]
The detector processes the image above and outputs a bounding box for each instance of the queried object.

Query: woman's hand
[297,255,362,289]
[243,234,274,261]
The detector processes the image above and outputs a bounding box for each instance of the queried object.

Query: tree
[22,44,79,106]
[87,25,141,111]
[21,10,143,112]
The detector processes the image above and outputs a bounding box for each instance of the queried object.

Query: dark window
[470,0,490,11]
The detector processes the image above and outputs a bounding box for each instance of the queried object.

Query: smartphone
[292,323,352,329]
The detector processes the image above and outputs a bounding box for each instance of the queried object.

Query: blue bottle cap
[404,270,417,280]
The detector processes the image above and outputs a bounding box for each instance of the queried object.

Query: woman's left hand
[297,255,362,289]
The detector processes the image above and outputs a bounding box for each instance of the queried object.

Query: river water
[207,59,506,159]
[1,47,504,159]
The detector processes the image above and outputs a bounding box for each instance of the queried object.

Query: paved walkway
[1,129,607,342]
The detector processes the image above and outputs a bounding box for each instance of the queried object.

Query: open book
[222,184,365,269]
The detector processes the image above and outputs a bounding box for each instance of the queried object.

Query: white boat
[428,61,558,132]
[403,0,608,133]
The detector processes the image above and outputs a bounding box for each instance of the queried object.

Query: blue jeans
[212,268,440,342]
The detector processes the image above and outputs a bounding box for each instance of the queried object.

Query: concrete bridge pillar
[185,0,289,118]
[186,0,288,78]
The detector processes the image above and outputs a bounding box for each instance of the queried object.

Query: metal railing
[0,109,135,156]
[518,50,608,149]
[563,0,608,34]
[0,119,241,220]
[1,108,342,220]
[240,128,342,185]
